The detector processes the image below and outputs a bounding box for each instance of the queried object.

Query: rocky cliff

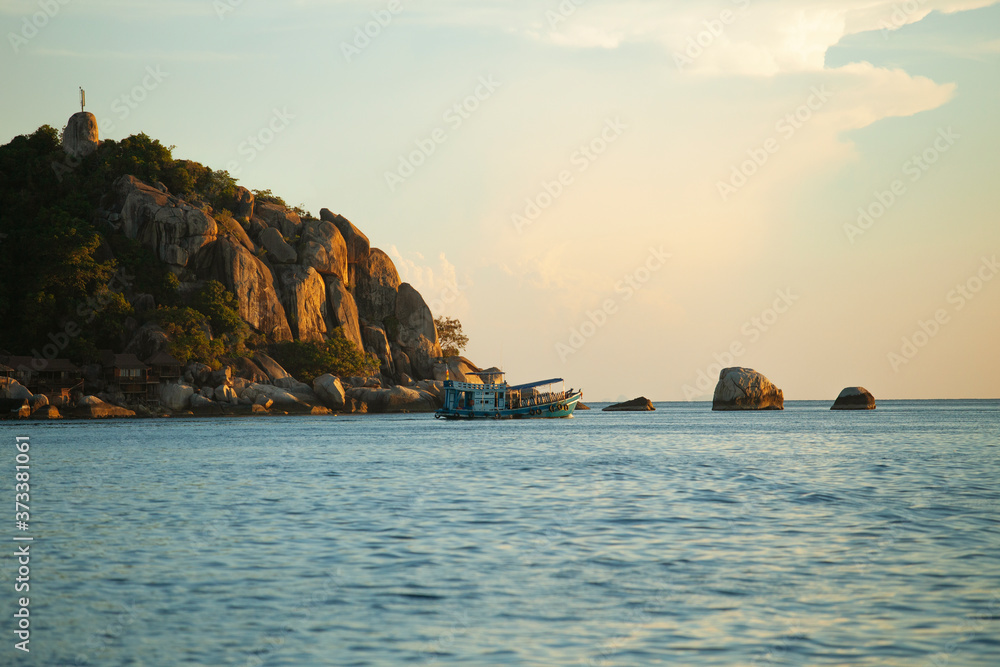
[98,174,442,385]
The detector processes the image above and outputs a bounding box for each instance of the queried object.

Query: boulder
[185,362,213,387]
[241,383,304,407]
[602,397,655,412]
[274,376,312,393]
[324,276,364,352]
[125,323,169,361]
[0,381,32,401]
[576,402,591,411]
[831,387,876,410]
[354,248,401,323]
[199,386,214,398]
[196,238,293,341]
[215,385,239,404]
[234,186,255,221]
[276,265,328,342]
[321,210,370,266]
[160,383,195,411]
[252,403,269,414]
[299,219,348,279]
[229,356,270,384]
[259,227,298,264]
[113,175,218,268]
[254,201,301,238]
[346,385,438,413]
[433,356,482,384]
[712,367,784,411]
[310,406,333,415]
[190,394,216,409]
[395,283,438,344]
[313,374,346,411]
[252,352,291,383]
[131,293,156,315]
[223,216,257,254]
[63,111,99,158]
[75,401,135,418]
[209,366,233,388]
[254,395,275,409]
[78,395,104,407]
[362,326,393,375]
[30,405,63,420]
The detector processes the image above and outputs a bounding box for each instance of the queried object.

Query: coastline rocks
[0,381,32,401]
[63,111,99,157]
[712,367,784,411]
[322,210,370,266]
[298,219,348,279]
[252,352,291,383]
[276,265,328,342]
[354,248,401,323]
[602,397,655,412]
[313,374,346,411]
[433,356,482,383]
[240,383,303,408]
[197,237,293,341]
[260,227,298,264]
[831,387,876,410]
[273,376,312,393]
[254,201,301,239]
[113,175,218,269]
[324,276,364,351]
[215,385,239,404]
[161,383,196,411]
[346,385,438,413]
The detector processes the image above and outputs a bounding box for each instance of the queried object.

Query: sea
[1,400,998,666]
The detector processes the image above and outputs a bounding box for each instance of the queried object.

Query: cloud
[527,0,1000,75]
[387,246,472,317]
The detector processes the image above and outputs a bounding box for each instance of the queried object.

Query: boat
[435,369,583,420]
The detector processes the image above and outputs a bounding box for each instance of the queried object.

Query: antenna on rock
[79,87,85,113]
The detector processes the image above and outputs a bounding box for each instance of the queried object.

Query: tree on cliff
[435,316,469,357]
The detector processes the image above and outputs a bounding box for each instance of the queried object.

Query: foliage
[252,189,286,206]
[270,332,380,385]
[0,123,298,363]
[154,307,222,365]
[434,316,469,357]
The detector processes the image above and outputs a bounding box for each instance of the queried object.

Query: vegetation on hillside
[0,125,373,380]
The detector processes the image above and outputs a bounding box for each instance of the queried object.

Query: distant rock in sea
[576,402,591,411]
[712,367,783,411]
[831,387,876,410]
[602,397,655,412]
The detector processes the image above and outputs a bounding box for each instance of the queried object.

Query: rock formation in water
[831,387,876,410]
[602,397,655,411]
[712,367,784,411]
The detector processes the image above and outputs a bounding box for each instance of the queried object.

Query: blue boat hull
[435,392,583,420]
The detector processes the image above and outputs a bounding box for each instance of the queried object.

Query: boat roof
[508,378,563,391]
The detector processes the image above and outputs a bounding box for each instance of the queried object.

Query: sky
[2,0,998,401]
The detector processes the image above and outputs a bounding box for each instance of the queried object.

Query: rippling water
[2,400,998,665]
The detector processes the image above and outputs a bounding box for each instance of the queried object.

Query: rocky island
[0,114,479,419]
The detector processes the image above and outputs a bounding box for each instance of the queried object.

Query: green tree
[434,316,469,357]
[271,332,380,384]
